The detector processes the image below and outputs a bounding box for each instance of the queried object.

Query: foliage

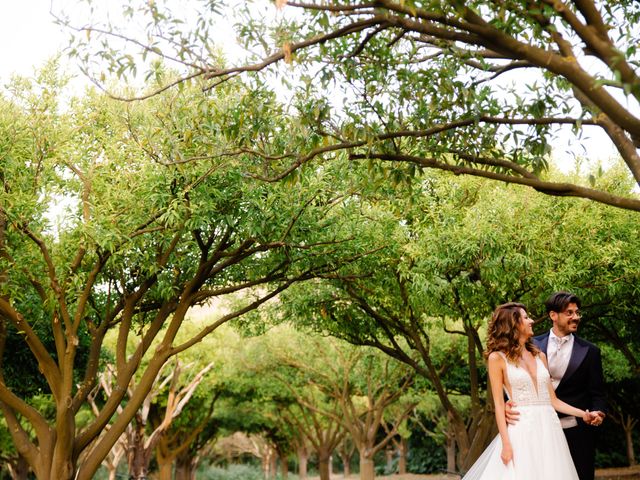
[260,169,640,469]
[5,3,640,473]
[405,416,448,474]
[0,66,368,480]
[61,0,640,213]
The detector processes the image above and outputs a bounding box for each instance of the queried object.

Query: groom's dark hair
[545,291,581,313]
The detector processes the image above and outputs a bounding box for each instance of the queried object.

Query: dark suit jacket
[534,332,607,480]
[533,332,607,416]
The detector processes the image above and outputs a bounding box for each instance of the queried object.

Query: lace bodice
[501,353,552,406]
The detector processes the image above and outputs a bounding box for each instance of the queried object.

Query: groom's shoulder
[573,335,601,352]
[533,331,549,344]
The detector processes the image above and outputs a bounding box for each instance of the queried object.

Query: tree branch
[351,152,640,212]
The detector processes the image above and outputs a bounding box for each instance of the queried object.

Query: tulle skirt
[462,404,579,480]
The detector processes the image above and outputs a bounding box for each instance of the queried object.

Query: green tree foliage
[62,0,640,212]
[219,326,416,480]
[0,67,367,480]
[268,170,640,469]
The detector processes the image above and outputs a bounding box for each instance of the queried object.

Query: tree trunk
[397,438,407,475]
[318,454,331,480]
[7,455,29,480]
[127,420,152,480]
[174,455,198,480]
[461,408,495,470]
[339,452,351,478]
[281,456,289,479]
[107,467,118,480]
[359,455,375,480]
[128,462,149,480]
[385,447,394,473]
[156,459,173,480]
[128,450,149,478]
[268,451,278,479]
[155,440,175,480]
[624,423,638,466]
[10,408,75,480]
[446,429,456,474]
[297,446,309,479]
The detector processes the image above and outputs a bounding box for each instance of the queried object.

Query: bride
[462,302,598,480]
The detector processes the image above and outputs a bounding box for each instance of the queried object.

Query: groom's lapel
[537,333,549,354]
[559,337,588,386]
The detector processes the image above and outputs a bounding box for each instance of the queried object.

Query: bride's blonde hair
[484,302,539,363]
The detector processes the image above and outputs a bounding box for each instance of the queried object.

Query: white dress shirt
[546,329,576,428]
[547,330,574,388]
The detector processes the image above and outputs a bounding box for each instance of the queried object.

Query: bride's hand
[501,443,513,465]
[582,410,598,424]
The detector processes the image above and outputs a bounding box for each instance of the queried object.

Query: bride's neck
[517,339,528,355]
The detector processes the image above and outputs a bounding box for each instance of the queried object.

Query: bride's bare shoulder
[487,351,506,364]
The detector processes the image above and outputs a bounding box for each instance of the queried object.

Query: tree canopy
[61,0,640,211]
[2,2,640,477]
[0,67,368,480]
[269,169,640,469]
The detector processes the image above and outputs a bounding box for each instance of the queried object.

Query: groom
[509,291,607,480]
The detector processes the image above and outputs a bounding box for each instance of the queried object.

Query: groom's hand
[585,410,605,426]
[505,400,520,425]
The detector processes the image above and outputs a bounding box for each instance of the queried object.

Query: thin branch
[350,152,640,212]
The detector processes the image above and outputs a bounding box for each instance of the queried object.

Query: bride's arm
[487,352,512,465]
[540,353,596,423]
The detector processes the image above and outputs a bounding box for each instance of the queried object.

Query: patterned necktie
[548,336,568,383]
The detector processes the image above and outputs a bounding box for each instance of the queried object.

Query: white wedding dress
[462,352,579,480]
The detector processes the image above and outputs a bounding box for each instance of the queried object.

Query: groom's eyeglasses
[561,309,581,318]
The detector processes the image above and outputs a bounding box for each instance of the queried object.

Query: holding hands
[506,401,605,427]
[583,410,605,426]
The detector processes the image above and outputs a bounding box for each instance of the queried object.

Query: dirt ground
[306,465,640,480]
[595,465,640,480]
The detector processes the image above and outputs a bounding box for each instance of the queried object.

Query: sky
[0,1,68,81]
[0,1,619,169]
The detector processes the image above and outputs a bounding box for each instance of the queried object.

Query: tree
[155,399,218,480]
[62,0,640,212]
[409,389,454,473]
[87,359,214,480]
[192,324,310,478]
[0,416,30,479]
[335,436,356,478]
[213,431,286,478]
[85,368,129,480]
[271,334,416,480]
[150,324,224,480]
[87,333,221,480]
[0,449,29,480]
[0,68,367,480]
[607,378,640,467]
[275,170,640,470]
[241,330,348,480]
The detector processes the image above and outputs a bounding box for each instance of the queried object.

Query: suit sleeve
[588,346,608,414]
